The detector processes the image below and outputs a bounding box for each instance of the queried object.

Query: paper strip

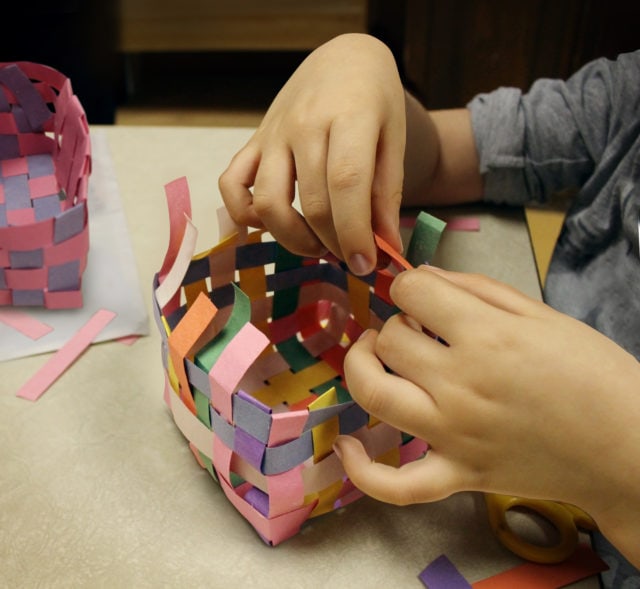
[419,554,472,589]
[16,309,116,401]
[471,544,607,589]
[445,217,481,232]
[0,309,53,339]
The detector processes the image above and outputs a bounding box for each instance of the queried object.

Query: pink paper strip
[445,217,481,232]
[16,309,116,401]
[0,309,53,339]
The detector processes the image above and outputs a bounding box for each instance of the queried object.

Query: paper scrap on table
[419,554,472,589]
[419,544,608,589]
[0,309,52,339]
[16,308,116,401]
[0,131,149,362]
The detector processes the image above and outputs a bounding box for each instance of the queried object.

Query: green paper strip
[406,211,447,267]
[195,284,251,372]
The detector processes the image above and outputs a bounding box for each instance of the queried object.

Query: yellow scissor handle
[484,493,597,564]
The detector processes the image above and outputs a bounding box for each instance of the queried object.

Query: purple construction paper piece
[0,204,7,227]
[11,105,31,133]
[339,403,369,435]
[233,391,272,444]
[209,406,236,449]
[48,260,80,292]
[235,241,276,269]
[0,135,20,161]
[33,194,61,221]
[244,486,270,517]
[27,154,55,178]
[12,289,44,306]
[53,202,85,243]
[0,65,52,131]
[9,248,43,269]
[234,428,265,471]
[418,555,472,589]
[185,358,211,398]
[263,430,313,476]
[0,88,10,112]
[305,401,354,430]
[4,174,30,210]
[0,268,6,289]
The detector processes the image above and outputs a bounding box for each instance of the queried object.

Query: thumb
[333,435,463,506]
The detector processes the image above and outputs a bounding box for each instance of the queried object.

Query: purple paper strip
[10,248,43,269]
[244,486,270,517]
[233,391,272,444]
[0,204,7,227]
[0,65,52,131]
[53,202,85,243]
[0,88,10,112]
[263,430,313,475]
[234,428,265,471]
[0,135,20,162]
[48,260,80,292]
[0,268,6,289]
[33,194,61,221]
[28,154,55,178]
[209,407,236,449]
[418,555,472,589]
[12,289,44,306]
[4,174,30,210]
[11,105,31,133]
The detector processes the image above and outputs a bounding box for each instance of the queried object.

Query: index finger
[326,114,380,275]
[390,266,504,343]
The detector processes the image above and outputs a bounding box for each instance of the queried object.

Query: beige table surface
[0,126,597,588]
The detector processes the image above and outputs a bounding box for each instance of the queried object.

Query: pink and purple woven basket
[0,62,91,309]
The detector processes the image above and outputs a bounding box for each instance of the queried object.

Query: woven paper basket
[0,62,91,309]
[153,177,445,545]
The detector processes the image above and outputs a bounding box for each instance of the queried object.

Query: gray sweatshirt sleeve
[467,52,640,206]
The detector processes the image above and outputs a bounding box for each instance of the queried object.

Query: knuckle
[328,163,365,195]
[390,270,420,301]
[356,379,390,419]
[301,196,331,226]
[250,192,278,218]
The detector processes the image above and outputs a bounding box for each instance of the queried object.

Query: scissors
[484,493,598,563]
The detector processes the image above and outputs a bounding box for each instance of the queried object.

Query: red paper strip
[471,544,608,589]
[0,309,53,339]
[16,309,116,401]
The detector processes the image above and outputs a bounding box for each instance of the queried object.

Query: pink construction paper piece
[16,308,116,401]
[169,386,214,461]
[268,409,309,447]
[266,465,305,518]
[445,217,481,232]
[159,177,192,282]
[0,309,53,339]
[28,175,59,199]
[209,321,270,423]
[116,334,140,345]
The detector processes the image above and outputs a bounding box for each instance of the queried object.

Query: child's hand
[335,265,640,564]
[219,33,406,275]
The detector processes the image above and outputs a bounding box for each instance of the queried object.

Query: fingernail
[349,253,373,276]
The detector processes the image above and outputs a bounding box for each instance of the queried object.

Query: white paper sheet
[0,131,149,361]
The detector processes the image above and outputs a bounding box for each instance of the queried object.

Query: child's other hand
[219,33,405,275]
[335,265,640,559]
